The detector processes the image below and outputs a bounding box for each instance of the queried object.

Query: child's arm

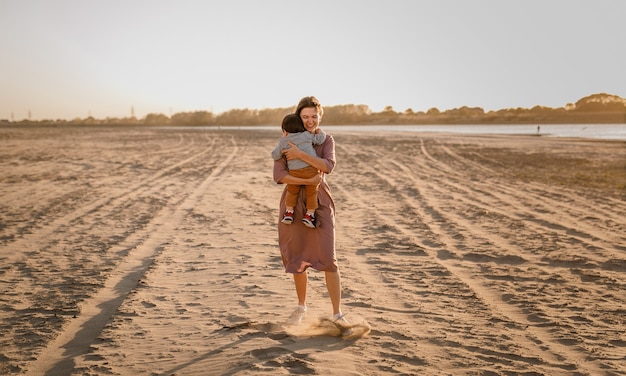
[311,128,327,145]
[271,138,287,160]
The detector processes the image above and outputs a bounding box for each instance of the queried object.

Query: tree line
[3,93,625,127]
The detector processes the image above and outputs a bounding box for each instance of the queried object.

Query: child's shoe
[302,213,316,228]
[281,210,294,224]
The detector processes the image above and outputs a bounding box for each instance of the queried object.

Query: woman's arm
[282,135,335,173]
[279,173,322,186]
[273,157,322,185]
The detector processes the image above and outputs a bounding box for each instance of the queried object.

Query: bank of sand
[0,126,625,375]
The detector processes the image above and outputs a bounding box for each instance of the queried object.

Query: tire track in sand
[407,137,626,370]
[1,133,225,371]
[1,131,226,372]
[333,136,608,375]
[1,134,218,266]
[387,139,625,277]
[400,138,620,374]
[25,135,239,375]
[426,139,625,254]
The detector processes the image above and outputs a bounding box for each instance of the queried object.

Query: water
[321,124,626,141]
[210,124,626,141]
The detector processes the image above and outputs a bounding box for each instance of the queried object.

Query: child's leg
[289,166,319,214]
[285,184,300,211]
[303,183,319,214]
[301,184,319,228]
[282,185,300,224]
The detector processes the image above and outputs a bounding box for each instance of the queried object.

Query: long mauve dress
[273,134,337,274]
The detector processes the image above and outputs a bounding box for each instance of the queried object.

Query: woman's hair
[281,113,305,133]
[295,96,324,117]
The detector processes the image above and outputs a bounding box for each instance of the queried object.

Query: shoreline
[2,123,625,141]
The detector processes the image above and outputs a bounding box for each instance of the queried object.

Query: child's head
[281,113,305,134]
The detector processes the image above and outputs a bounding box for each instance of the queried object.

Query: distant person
[537,125,541,134]
[273,96,351,333]
[271,113,326,228]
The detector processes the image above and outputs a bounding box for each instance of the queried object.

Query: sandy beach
[1,126,625,375]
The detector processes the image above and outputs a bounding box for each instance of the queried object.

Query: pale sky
[1,0,625,120]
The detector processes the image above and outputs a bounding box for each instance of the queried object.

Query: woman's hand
[282,141,304,161]
[309,173,322,186]
[282,140,330,174]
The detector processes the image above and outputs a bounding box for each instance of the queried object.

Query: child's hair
[281,113,305,133]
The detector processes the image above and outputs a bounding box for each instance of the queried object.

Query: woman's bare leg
[293,272,308,306]
[325,271,342,315]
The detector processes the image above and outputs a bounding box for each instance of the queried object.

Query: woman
[273,96,348,328]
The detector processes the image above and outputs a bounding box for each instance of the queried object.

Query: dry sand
[1,126,625,375]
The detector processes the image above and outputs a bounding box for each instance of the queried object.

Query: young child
[271,113,327,228]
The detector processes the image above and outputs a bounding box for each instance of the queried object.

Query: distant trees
[3,93,625,126]
[144,113,169,125]
[566,93,626,123]
[322,104,371,124]
[575,93,626,112]
[171,111,214,126]
[426,107,440,116]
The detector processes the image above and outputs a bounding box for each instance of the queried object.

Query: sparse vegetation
[2,93,625,126]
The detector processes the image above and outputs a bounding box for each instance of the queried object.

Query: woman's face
[299,107,320,133]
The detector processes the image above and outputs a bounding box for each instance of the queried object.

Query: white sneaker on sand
[333,313,354,336]
[286,306,307,325]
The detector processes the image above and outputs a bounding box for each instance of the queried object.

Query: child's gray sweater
[271,130,327,170]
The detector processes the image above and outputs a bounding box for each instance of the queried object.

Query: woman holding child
[273,96,349,329]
